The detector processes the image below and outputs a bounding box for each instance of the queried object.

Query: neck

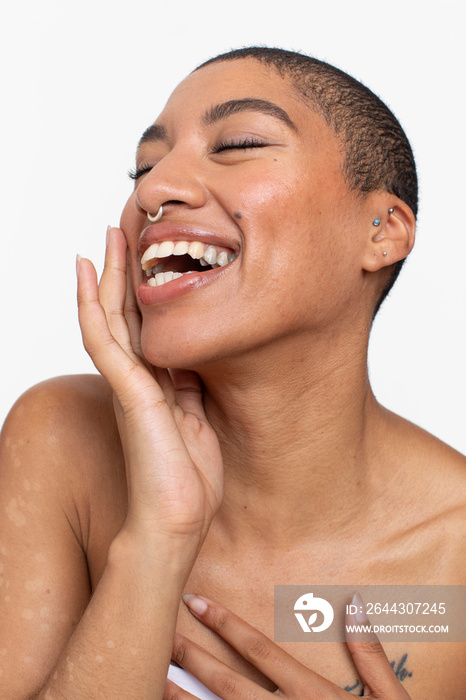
[198,325,383,546]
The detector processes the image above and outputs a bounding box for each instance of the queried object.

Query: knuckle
[211,671,241,698]
[243,635,272,663]
[151,397,169,411]
[207,606,229,633]
[171,639,188,666]
[354,639,386,657]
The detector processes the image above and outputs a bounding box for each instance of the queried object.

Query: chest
[174,552,466,698]
[86,489,465,699]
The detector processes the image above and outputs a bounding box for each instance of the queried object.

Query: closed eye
[129,138,269,180]
[128,163,154,181]
[211,138,268,154]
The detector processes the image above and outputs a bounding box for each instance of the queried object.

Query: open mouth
[141,240,238,287]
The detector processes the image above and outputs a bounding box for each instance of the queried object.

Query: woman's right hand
[77,226,224,544]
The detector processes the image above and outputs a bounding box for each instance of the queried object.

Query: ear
[361,197,416,272]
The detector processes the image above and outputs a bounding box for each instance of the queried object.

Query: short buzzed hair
[197,47,418,313]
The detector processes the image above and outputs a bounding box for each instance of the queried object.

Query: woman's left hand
[164,595,411,699]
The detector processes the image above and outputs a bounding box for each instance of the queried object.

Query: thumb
[345,593,410,699]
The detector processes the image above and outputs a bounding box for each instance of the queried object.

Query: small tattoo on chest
[344,653,412,694]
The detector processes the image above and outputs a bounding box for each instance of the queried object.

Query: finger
[124,247,144,359]
[77,255,132,383]
[77,256,154,401]
[98,226,134,355]
[155,367,177,409]
[172,633,269,700]
[163,678,202,700]
[170,370,207,421]
[182,596,339,697]
[345,593,410,699]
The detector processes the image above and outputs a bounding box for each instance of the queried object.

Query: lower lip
[137,265,230,305]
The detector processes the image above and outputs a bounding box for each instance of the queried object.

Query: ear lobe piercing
[147,205,163,222]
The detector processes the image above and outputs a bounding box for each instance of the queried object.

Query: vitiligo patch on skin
[21,480,42,492]
[21,608,35,620]
[25,578,44,592]
[5,498,27,527]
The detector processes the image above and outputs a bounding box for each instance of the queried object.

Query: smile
[141,240,238,287]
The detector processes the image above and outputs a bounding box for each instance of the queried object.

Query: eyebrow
[202,98,298,131]
[138,123,168,148]
[137,97,298,149]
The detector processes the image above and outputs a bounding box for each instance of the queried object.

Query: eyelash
[211,138,268,154]
[128,164,153,181]
[128,139,268,180]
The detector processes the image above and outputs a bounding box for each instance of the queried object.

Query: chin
[140,323,230,371]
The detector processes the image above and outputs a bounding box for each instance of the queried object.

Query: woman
[0,48,464,699]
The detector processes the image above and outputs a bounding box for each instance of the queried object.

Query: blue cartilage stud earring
[373,218,381,226]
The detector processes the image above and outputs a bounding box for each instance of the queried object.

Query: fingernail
[76,254,82,277]
[106,225,112,247]
[351,592,369,623]
[183,594,208,616]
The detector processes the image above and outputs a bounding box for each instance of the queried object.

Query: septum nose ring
[147,205,163,223]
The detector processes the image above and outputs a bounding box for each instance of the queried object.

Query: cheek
[235,167,298,221]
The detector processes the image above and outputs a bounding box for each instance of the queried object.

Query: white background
[1,0,464,453]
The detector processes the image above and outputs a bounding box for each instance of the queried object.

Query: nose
[134,148,208,219]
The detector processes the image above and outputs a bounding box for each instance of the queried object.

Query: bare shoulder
[2,373,120,470]
[3,372,115,438]
[386,409,466,495]
[1,374,127,569]
[378,408,466,582]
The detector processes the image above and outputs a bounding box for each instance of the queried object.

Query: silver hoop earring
[147,205,163,223]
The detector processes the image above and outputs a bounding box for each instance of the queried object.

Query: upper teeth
[141,240,236,271]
